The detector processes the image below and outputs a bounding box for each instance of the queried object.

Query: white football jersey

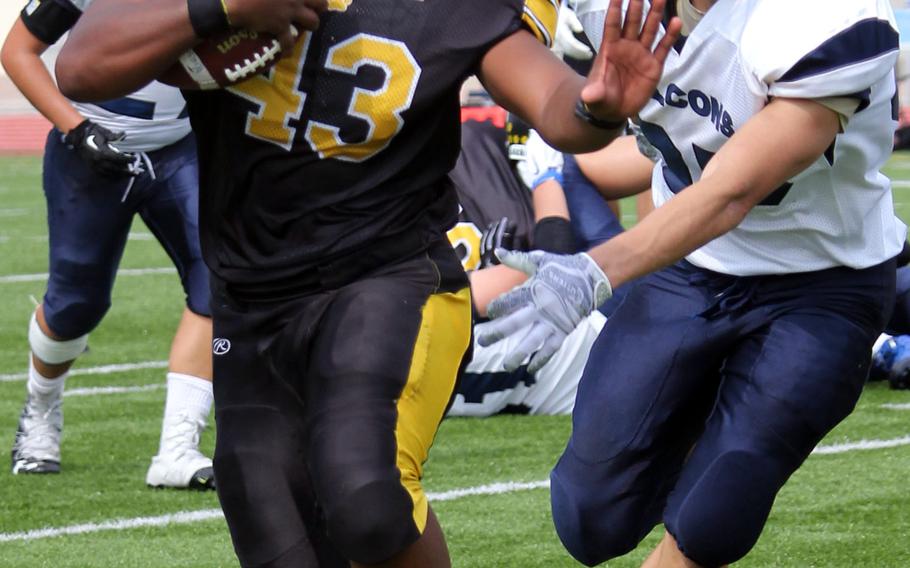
[55,0,191,152]
[448,311,606,417]
[576,0,907,275]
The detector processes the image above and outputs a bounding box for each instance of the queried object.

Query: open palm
[582,0,681,122]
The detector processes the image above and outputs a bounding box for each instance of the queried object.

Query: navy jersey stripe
[94,97,156,120]
[779,18,898,83]
[458,368,536,404]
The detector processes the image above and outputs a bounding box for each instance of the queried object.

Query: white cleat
[146,413,215,490]
[11,396,62,475]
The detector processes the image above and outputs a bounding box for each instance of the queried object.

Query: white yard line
[892,180,910,188]
[1,434,909,544]
[0,480,551,543]
[64,384,164,398]
[810,435,910,455]
[0,267,176,284]
[0,361,168,382]
[881,403,910,410]
[0,208,29,218]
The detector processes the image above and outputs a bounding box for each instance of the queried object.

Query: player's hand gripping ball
[158,28,284,89]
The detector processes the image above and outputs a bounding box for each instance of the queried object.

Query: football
[158,28,281,90]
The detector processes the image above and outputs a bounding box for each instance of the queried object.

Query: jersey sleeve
[740,0,899,108]
[19,0,83,45]
[521,0,559,47]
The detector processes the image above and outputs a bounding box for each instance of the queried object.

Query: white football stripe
[0,267,176,284]
[881,403,910,410]
[0,361,168,382]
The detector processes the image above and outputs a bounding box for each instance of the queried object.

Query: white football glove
[475,249,612,373]
[553,2,594,61]
[515,130,565,190]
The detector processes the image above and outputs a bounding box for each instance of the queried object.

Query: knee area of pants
[670,450,780,567]
[43,299,111,340]
[324,479,420,565]
[550,471,643,566]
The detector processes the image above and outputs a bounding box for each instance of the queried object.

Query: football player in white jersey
[478,0,904,566]
[1,0,215,489]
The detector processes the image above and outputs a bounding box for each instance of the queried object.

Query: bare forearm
[1,22,82,132]
[532,181,570,221]
[575,136,654,199]
[479,31,621,155]
[57,0,196,101]
[470,266,528,317]
[588,176,749,287]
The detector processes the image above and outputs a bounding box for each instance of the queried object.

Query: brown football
[159,28,281,90]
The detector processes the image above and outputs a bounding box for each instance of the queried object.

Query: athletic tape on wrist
[28,312,87,365]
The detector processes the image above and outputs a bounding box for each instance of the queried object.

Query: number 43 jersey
[184,0,558,294]
[577,0,907,276]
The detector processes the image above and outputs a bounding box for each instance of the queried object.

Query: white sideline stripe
[0,480,552,543]
[1,436,909,543]
[811,435,910,455]
[64,384,164,397]
[0,361,168,382]
[0,267,176,284]
[881,403,910,410]
[893,180,910,188]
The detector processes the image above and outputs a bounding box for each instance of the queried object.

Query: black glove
[63,120,137,178]
[479,216,516,268]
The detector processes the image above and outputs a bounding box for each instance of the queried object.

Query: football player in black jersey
[55,0,680,566]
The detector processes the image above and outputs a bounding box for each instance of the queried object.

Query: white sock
[27,357,66,402]
[163,372,213,423]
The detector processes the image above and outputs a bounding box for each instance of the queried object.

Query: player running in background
[479,0,905,566]
[54,0,680,565]
[1,0,214,489]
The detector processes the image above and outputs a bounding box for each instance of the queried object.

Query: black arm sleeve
[20,0,81,45]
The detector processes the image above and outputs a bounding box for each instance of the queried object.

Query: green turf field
[1,153,910,567]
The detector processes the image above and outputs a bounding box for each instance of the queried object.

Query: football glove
[64,120,137,178]
[554,2,594,61]
[515,130,564,190]
[479,217,516,268]
[475,248,612,372]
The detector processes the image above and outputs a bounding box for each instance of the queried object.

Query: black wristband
[533,216,577,255]
[187,0,231,38]
[574,100,627,131]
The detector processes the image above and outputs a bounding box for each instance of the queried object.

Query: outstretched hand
[581,0,681,124]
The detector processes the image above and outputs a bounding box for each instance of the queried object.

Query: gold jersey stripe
[395,286,473,532]
[522,0,559,47]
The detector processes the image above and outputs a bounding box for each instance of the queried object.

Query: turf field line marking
[64,384,164,397]
[428,480,550,502]
[881,403,910,410]
[811,435,910,455]
[0,267,176,284]
[0,509,225,543]
[0,480,552,542]
[893,180,910,188]
[0,208,28,217]
[0,360,168,382]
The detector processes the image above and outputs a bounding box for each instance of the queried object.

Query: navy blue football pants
[551,259,894,567]
[41,131,209,339]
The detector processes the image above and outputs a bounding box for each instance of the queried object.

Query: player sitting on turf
[1,0,215,489]
[447,110,652,416]
[479,0,905,566]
